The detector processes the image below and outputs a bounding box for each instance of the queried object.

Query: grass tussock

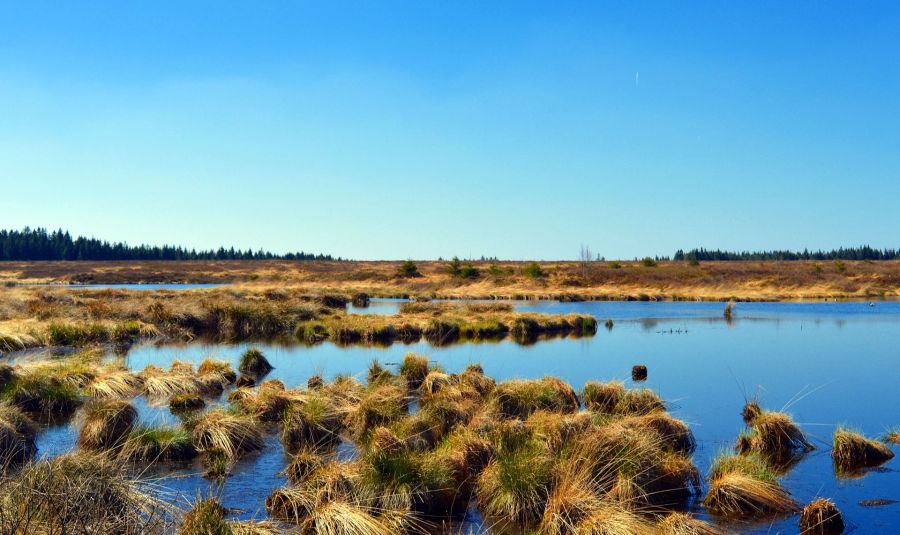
[281,393,344,452]
[1,370,82,421]
[191,409,264,459]
[799,498,844,535]
[139,365,204,399]
[348,384,409,440]
[832,427,894,474]
[736,409,814,464]
[238,348,273,376]
[884,429,900,444]
[476,422,554,522]
[84,370,143,399]
[654,512,722,534]
[180,497,229,534]
[120,424,198,463]
[582,380,625,413]
[398,352,430,389]
[198,358,238,384]
[703,451,798,517]
[0,452,171,533]
[490,377,579,419]
[170,393,206,412]
[76,398,137,451]
[0,401,37,468]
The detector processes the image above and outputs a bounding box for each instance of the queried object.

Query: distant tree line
[674,246,900,262]
[0,228,337,261]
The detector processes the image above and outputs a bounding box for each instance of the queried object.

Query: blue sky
[1,2,898,260]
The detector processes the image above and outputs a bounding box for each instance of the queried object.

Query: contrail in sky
[635,71,640,86]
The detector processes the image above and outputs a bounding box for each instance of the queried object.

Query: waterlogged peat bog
[4,258,900,301]
[0,286,597,354]
[1,299,898,533]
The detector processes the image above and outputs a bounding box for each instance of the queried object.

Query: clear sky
[1,2,898,260]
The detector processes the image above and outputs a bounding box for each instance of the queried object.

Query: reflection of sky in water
[29,301,900,532]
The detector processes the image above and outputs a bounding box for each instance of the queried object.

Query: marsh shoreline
[3,258,900,301]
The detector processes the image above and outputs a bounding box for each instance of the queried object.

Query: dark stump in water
[632,364,648,381]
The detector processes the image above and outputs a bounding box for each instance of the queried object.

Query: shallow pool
[31,301,900,532]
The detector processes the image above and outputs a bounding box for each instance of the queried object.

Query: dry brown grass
[4,258,900,300]
[0,451,173,534]
[0,402,37,467]
[76,399,137,451]
[832,427,895,474]
[799,498,844,534]
[703,452,798,518]
[654,512,722,534]
[190,409,264,459]
[736,410,814,464]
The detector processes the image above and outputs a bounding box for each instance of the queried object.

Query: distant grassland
[1,258,899,301]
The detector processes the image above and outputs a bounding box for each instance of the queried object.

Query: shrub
[397,260,420,278]
[641,257,658,267]
[459,265,479,279]
[523,262,546,278]
[446,257,462,276]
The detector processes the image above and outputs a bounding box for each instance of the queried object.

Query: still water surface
[34,301,900,533]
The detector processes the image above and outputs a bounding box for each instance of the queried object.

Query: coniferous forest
[0,228,336,261]
[674,246,899,262]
